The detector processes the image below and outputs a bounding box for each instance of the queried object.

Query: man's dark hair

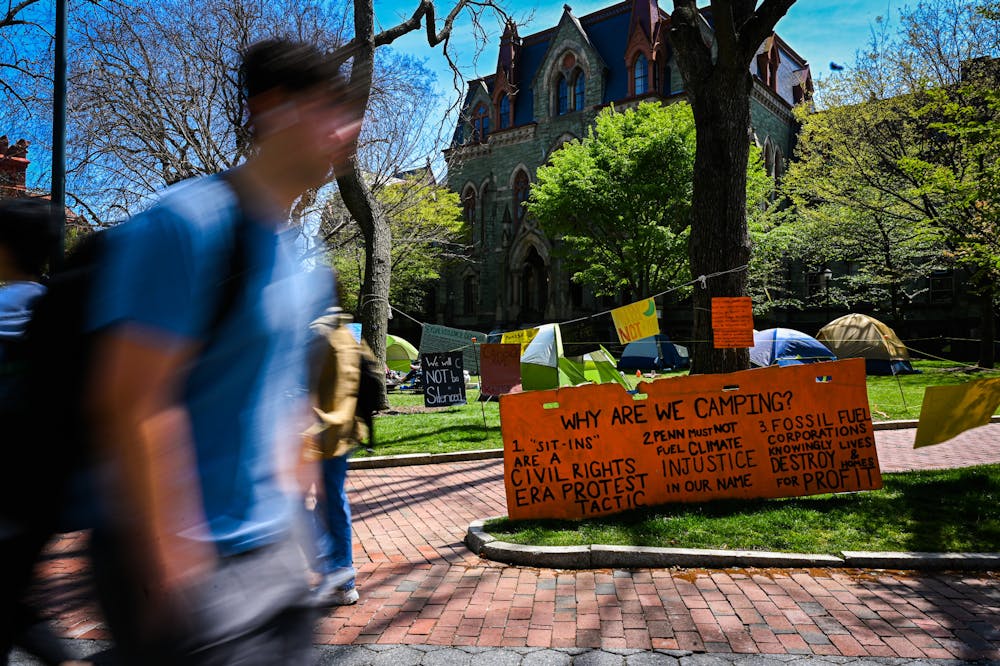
[0,197,60,277]
[240,39,348,100]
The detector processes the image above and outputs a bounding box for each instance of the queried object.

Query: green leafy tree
[781,0,999,366]
[334,176,464,313]
[528,101,696,299]
[777,90,951,321]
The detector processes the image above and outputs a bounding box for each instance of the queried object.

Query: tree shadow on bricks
[348,459,505,524]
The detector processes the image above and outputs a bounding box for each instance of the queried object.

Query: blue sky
[376,0,899,99]
[20,1,902,191]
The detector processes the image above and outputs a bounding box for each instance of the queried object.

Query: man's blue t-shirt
[91,174,331,556]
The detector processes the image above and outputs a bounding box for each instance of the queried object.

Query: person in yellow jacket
[302,307,372,606]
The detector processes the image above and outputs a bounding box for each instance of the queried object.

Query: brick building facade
[0,136,31,199]
[438,0,810,333]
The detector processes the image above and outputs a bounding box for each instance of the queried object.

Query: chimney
[0,135,30,199]
[497,19,521,83]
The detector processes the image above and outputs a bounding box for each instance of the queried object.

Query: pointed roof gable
[627,0,659,44]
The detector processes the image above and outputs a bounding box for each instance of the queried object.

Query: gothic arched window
[556,76,569,115]
[512,170,530,233]
[472,103,490,143]
[463,187,477,230]
[463,274,478,315]
[498,94,511,129]
[633,53,648,95]
[573,71,586,111]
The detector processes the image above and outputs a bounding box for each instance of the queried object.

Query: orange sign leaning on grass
[500,358,881,521]
[711,296,754,348]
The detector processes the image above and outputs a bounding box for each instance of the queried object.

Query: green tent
[520,324,629,391]
[386,334,419,372]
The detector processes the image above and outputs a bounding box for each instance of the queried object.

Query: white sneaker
[312,568,359,607]
[320,586,359,606]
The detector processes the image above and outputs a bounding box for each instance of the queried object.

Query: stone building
[438,0,811,333]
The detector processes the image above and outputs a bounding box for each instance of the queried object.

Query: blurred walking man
[88,39,363,664]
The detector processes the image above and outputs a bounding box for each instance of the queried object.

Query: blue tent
[750,328,837,367]
[618,334,686,372]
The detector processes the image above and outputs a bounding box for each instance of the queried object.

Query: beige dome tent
[816,313,915,375]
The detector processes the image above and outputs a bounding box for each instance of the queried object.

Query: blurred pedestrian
[303,308,365,607]
[86,38,363,665]
[0,197,90,666]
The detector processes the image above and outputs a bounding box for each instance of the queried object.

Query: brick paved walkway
[31,423,1000,661]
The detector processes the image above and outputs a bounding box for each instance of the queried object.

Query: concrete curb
[352,417,1000,469]
[467,516,1000,571]
[350,448,503,469]
[841,550,1000,570]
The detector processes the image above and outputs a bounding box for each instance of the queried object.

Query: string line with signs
[559,264,749,327]
[374,264,750,352]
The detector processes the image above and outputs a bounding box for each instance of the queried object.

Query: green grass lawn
[483,465,1000,554]
[866,359,997,420]
[357,388,501,457]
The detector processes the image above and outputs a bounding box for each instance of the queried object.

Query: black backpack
[3,233,105,530]
[15,209,251,531]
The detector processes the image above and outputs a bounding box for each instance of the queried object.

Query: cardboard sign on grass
[421,351,466,408]
[499,358,881,521]
[711,296,754,348]
[480,343,522,396]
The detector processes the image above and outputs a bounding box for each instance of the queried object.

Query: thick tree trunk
[978,288,996,369]
[337,162,392,409]
[669,0,796,375]
[685,67,752,375]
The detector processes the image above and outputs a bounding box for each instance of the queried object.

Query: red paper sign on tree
[711,297,754,348]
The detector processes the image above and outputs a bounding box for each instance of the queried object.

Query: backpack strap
[206,174,253,340]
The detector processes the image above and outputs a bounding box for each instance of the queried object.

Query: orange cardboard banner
[500,358,881,521]
[711,297,754,348]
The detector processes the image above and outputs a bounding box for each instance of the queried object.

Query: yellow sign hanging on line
[914,378,1000,448]
[501,327,540,353]
[611,298,659,344]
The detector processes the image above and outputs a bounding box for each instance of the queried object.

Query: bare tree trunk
[670,0,795,374]
[338,161,392,408]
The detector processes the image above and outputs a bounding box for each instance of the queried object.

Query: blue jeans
[311,454,355,583]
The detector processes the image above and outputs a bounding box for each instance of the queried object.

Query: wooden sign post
[500,359,881,521]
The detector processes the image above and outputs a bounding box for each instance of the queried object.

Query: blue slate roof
[514,39,546,125]
[585,8,632,104]
[459,1,805,131]
[479,2,657,126]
